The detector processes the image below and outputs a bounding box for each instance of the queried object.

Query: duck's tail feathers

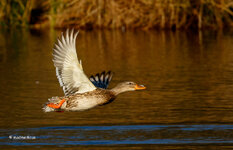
[89,71,113,89]
[42,96,61,112]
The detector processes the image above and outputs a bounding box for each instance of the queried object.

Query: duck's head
[111,81,146,95]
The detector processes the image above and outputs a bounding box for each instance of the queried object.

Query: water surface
[0,29,233,149]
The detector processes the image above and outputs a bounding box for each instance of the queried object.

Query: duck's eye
[128,82,133,85]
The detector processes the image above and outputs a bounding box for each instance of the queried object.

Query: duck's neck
[110,85,132,96]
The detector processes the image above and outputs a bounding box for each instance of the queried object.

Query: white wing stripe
[53,29,96,95]
[56,68,64,86]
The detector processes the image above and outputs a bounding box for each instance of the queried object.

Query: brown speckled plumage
[65,89,116,108]
[43,81,145,112]
[43,88,116,112]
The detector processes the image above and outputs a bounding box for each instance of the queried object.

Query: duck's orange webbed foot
[47,99,65,109]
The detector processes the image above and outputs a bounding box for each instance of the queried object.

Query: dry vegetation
[0,0,233,30]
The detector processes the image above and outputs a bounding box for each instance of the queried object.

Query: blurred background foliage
[0,0,232,30]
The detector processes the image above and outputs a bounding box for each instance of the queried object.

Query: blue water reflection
[1,124,233,146]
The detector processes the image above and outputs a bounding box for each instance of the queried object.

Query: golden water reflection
[0,29,233,129]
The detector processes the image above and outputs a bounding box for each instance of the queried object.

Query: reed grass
[0,0,34,27]
[0,0,232,29]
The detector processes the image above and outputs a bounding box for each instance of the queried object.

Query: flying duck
[43,29,146,112]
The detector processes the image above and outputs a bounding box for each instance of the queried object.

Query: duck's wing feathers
[53,29,96,96]
[89,71,113,89]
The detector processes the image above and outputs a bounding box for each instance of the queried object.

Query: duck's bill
[135,84,146,90]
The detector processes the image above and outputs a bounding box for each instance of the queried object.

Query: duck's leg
[47,99,65,109]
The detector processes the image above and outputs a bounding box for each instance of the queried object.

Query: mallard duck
[43,29,146,112]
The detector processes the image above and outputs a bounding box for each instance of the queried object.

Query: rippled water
[0,29,233,149]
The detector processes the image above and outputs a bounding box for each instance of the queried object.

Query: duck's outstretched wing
[53,29,96,96]
[89,71,113,89]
